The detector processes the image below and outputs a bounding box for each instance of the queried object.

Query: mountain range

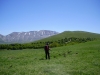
[0,30,59,44]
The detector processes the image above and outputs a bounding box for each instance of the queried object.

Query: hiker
[44,43,50,59]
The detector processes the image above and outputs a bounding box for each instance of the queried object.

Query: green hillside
[35,31,100,42]
[0,31,100,50]
[0,40,100,75]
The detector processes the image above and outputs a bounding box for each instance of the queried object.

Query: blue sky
[0,0,100,35]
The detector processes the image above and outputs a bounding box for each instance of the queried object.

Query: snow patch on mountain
[0,30,59,43]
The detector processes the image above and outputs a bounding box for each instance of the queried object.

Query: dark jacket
[44,45,49,51]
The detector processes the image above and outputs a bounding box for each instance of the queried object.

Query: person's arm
[48,46,50,50]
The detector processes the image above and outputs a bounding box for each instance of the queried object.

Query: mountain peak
[0,30,59,43]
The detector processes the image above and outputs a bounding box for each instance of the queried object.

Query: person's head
[46,43,49,45]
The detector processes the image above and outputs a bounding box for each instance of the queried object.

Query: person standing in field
[44,43,50,59]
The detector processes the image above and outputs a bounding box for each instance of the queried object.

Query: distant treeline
[0,37,96,50]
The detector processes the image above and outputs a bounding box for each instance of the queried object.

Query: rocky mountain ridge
[0,30,59,43]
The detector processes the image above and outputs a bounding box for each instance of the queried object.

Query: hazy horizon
[0,30,100,36]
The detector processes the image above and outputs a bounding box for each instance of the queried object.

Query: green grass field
[0,40,100,75]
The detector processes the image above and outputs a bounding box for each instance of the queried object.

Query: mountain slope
[0,38,5,44]
[35,31,100,42]
[0,30,58,44]
[0,34,5,44]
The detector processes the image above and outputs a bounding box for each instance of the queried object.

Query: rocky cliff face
[0,30,59,43]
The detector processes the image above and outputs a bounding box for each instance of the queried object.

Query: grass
[0,40,100,75]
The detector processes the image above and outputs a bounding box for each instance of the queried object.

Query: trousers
[45,50,50,59]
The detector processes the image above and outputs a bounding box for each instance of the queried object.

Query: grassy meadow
[0,40,100,75]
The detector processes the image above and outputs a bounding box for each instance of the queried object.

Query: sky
[0,0,100,35]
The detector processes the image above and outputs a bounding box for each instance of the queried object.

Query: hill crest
[35,31,100,42]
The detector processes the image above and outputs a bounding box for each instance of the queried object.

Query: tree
[50,42,60,48]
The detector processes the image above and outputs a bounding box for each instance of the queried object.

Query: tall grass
[0,40,100,75]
